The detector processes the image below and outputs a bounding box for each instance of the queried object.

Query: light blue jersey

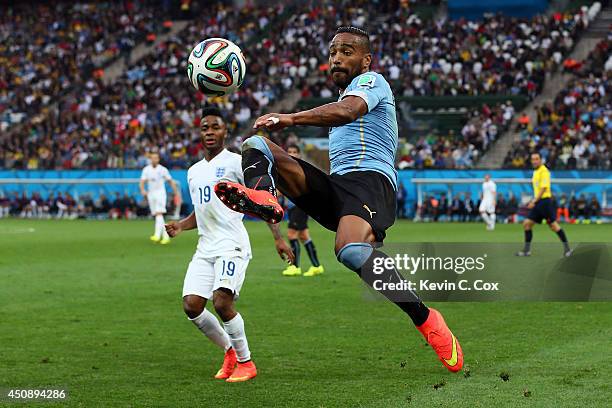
[328,71,398,190]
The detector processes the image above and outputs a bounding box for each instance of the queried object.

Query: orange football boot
[214,181,284,224]
[226,360,257,383]
[214,348,237,379]
[417,308,463,372]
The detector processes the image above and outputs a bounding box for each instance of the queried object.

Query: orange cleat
[417,308,463,372]
[226,360,257,383]
[214,348,237,379]
[214,181,284,224]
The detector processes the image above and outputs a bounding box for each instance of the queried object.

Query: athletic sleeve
[341,72,386,112]
[140,167,148,180]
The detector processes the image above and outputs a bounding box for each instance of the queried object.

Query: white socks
[154,214,169,239]
[223,313,251,362]
[481,212,490,225]
[190,309,231,351]
[482,212,496,229]
[189,309,251,362]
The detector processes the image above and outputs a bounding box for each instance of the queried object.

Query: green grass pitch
[1,219,611,407]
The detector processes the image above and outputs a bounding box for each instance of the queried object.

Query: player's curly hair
[335,26,371,52]
[201,106,225,122]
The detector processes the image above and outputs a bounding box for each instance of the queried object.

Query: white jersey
[481,180,497,204]
[188,149,251,259]
[141,164,172,195]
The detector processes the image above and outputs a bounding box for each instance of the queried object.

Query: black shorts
[287,206,308,230]
[281,158,396,242]
[527,198,556,224]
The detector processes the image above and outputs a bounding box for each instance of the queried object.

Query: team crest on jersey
[215,167,225,178]
[357,74,376,88]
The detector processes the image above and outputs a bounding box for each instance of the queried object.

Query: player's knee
[212,289,235,321]
[242,136,274,162]
[182,295,205,319]
[287,229,298,240]
[298,230,309,242]
[336,243,373,272]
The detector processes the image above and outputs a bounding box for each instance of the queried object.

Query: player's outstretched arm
[267,223,295,264]
[253,96,367,131]
[165,211,196,238]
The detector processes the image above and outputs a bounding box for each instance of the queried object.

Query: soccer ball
[187,38,246,97]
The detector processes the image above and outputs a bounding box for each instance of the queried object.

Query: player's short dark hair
[335,26,370,52]
[201,106,225,123]
[286,144,300,153]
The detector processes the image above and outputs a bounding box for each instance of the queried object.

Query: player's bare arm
[168,179,181,202]
[267,222,295,263]
[253,96,367,131]
[165,211,196,237]
[139,179,147,198]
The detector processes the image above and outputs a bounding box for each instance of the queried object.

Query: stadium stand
[0,1,169,132]
[0,0,607,173]
[0,2,286,169]
[503,31,611,170]
[396,102,515,168]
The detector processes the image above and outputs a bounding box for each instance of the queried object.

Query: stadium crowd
[397,102,515,168]
[0,1,170,133]
[0,1,606,171]
[0,2,285,170]
[503,33,611,170]
[305,3,597,98]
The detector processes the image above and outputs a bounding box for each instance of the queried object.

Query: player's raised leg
[334,215,463,372]
[214,135,310,224]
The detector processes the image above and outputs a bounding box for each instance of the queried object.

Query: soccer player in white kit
[165,107,293,383]
[479,174,497,231]
[139,152,180,244]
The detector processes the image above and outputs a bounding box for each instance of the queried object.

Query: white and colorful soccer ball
[187,38,246,97]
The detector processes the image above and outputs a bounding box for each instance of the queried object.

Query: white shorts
[182,254,249,300]
[479,200,495,214]
[148,192,167,214]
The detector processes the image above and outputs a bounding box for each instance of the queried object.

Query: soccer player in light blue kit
[215,26,464,372]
